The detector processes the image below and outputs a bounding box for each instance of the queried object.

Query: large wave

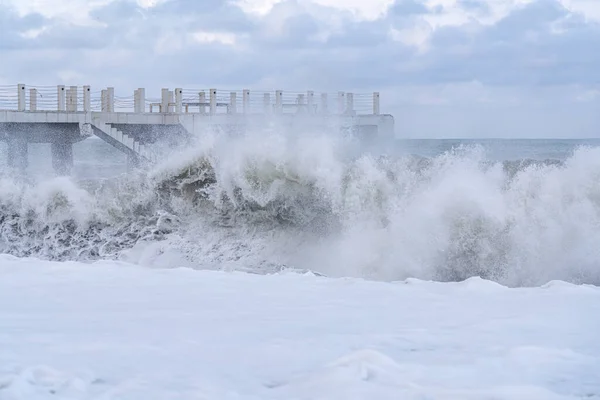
[1,129,600,287]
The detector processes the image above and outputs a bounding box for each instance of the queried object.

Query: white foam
[1,257,598,399]
[2,131,600,286]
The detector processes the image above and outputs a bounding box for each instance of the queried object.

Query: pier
[0,84,394,175]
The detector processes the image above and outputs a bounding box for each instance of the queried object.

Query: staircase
[91,120,157,164]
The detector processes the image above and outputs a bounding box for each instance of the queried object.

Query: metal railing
[0,84,381,116]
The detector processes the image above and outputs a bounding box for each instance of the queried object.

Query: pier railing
[0,84,381,116]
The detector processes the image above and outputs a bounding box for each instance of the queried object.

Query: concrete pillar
[175,88,183,113]
[139,88,146,113]
[168,90,174,113]
[307,91,314,113]
[346,92,354,115]
[51,142,73,175]
[275,90,283,113]
[67,86,78,112]
[101,89,107,112]
[320,93,328,114]
[199,91,206,114]
[209,89,217,115]
[161,88,169,113]
[373,92,380,115]
[57,85,66,111]
[134,88,145,113]
[17,84,26,111]
[337,91,345,114]
[229,92,237,114]
[297,93,305,113]
[7,135,28,171]
[107,87,114,112]
[30,88,37,111]
[243,90,250,114]
[83,86,91,112]
[263,93,271,113]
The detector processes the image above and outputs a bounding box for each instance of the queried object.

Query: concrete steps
[93,121,156,163]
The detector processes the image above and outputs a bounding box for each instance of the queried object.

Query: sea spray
[1,130,600,286]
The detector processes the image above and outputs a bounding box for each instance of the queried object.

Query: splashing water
[1,129,600,287]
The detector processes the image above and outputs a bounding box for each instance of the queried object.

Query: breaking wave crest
[2,130,600,287]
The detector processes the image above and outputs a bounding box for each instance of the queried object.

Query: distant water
[395,138,600,161]
[1,133,600,287]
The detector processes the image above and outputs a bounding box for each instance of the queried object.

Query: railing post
[263,92,271,113]
[30,88,37,111]
[321,93,328,114]
[101,89,107,112]
[307,91,314,113]
[275,90,283,114]
[67,85,78,112]
[209,88,217,115]
[243,89,250,114]
[58,85,65,111]
[199,91,206,114]
[161,88,169,113]
[229,92,237,114]
[107,87,114,112]
[373,92,380,115]
[83,86,91,112]
[66,87,72,111]
[337,91,345,114]
[138,88,145,113]
[346,92,354,115]
[175,88,182,113]
[17,83,26,111]
[297,93,305,113]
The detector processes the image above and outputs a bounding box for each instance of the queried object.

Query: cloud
[1,0,599,137]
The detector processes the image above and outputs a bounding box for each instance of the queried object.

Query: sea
[1,135,600,287]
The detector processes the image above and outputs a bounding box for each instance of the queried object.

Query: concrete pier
[0,84,395,174]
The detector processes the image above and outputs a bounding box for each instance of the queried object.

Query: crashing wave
[1,131,600,287]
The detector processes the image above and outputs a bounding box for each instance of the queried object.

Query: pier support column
[7,136,28,171]
[51,142,73,176]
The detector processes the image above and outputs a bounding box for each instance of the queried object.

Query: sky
[1,0,599,138]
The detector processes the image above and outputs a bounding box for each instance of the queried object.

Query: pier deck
[0,84,394,174]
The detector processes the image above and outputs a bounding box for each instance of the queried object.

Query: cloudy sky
[1,0,599,137]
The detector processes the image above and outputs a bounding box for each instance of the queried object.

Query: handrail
[0,84,381,116]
